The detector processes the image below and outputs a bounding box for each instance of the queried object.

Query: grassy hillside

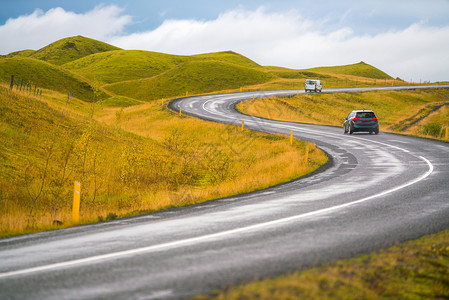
[197,228,449,299]
[1,36,403,107]
[63,50,191,84]
[0,85,325,236]
[193,51,262,68]
[237,88,449,140]
[105,60,275,100]
[306,61,393,79]
[0,56,108,102]
[29,35,121,65]
[1,49,36,58]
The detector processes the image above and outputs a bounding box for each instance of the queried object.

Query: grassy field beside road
[237,88,449,141]
[0,85,326,236]
[195,228,449,299]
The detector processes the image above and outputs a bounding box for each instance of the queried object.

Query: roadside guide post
[72,181,81,223]
[304,145,309,164]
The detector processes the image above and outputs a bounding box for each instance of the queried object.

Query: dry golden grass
[237,89,449,140]
[194,229,449,300]
[0,86,327,236]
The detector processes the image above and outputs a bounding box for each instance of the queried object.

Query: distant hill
[306,62,392,79]
[63,50,263,85]
[0,56,108,102]
[0,35,395,105]
[2,49,36,58]
[105,60,274,100]
[28,36,121,65]
[63,50,191,84]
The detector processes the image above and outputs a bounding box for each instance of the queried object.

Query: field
[237,89,449,140]
[0,84,326,236]
[195,228,449,299]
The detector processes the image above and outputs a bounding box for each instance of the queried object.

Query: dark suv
[344,110,379,134]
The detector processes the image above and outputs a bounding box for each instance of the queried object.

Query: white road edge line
[0,157,433,279]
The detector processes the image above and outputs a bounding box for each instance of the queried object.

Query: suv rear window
[356,112,375,118]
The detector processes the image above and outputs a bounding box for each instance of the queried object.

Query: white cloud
[110,7,449,82]
[1,5,448,81]
[0,5,131,54]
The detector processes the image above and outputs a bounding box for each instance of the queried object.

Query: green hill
[1,49,36,58]
[105,60,275,100]
[306,62,392,79]
[0,56,108,102]
[63,50,190,84]
[192,51,262,68]
[29,35,121,66]
[0,35,397,105]
[63,50,263,85]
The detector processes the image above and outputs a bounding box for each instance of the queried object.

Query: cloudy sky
[1,0,448,81]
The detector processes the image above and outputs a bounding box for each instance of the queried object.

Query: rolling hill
[0,56,108,102]
[28,35,121,65]
[104,60,275,100]
[63,50,191,84]
[306,61,392,79]
[0,35,395,105]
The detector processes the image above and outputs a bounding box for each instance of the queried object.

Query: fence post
[72,181,81,223]
[10,75,14,90]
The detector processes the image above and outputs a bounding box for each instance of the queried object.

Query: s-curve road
[1,86,449,299]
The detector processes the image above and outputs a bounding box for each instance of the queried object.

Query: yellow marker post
[290,130,293,145]
[297,90,299,96]
[304,145,309,165]
[186,91,189,97]
[445,127,448,140]
[241,120,244,131]
[72,181,81,223]
[179,107,182,117]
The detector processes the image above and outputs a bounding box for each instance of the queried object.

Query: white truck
[305,79,322,93]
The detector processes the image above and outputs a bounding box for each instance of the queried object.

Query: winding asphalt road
[1,85,449,299]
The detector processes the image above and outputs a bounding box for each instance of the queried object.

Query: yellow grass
[0,86,327,236]
[237,89,449,140]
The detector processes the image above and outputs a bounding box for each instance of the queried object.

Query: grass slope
[0,85,325,236]
[105,60,275,100]
[63,50,190,84]
[0,56,108,102]
[1,49,36,58]
[237,88,449,140]
[306,62,393,79]
[192,51,262,68]
[63,49,264,87]
[1,36,400,107]
[196,229,449,299]
[29,35,121,65]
